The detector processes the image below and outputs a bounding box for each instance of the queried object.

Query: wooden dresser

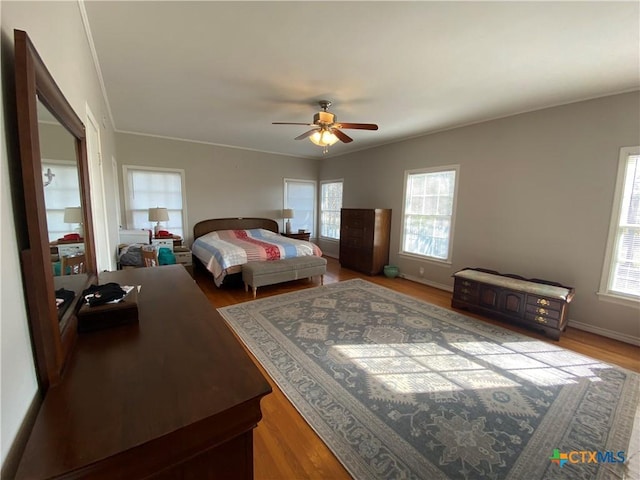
[15,265,271,479]
[452,268,575,340]
[339,208,392,275]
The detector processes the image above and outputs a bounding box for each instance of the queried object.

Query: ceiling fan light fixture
[273,99,377,153]
[309,129,338,147]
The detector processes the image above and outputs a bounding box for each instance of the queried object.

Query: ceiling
[83,1,640,160]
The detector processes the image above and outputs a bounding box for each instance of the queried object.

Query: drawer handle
[535,316,548,324]
[461,288,471,294]
[462,281,472,287]
[537,307,547,315]
[536,298,550,306]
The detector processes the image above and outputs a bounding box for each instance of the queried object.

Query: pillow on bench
[454,269,573,301]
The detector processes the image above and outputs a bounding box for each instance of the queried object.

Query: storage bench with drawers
[451,268,575,340]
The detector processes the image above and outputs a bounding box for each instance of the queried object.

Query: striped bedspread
[192,228,322,286]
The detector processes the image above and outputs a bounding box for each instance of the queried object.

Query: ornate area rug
[218,279,639,480]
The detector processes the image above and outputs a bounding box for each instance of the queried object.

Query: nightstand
[282,232,311,242]
[173,247,191,265]
[50,241,85,257]
[153,235,182,248]
[152,238,174,252]
[174,246,193,275]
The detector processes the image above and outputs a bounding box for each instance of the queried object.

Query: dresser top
[17,265,271,478]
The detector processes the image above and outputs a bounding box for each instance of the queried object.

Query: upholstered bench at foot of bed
[242,256,327,298]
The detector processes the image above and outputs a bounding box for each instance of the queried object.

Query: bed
[192,217,323,287]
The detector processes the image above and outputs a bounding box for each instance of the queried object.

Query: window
[320,180,343,239]
[401,166,459,263]
[123,166,186,238]
[42,159,81,241]
[599,147,640,303]
[284,178,316,236]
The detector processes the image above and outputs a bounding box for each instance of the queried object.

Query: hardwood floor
[194,257,640,480]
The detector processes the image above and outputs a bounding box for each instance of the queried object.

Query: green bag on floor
[158,247,176,265]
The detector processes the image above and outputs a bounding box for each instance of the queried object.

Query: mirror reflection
[37,99,87,327]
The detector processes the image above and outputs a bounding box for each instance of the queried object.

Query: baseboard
[399,273,453,292]
[568,319,640,346]
[0,390,41,479]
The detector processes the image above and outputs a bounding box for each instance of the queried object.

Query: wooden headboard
[193,217,280,240]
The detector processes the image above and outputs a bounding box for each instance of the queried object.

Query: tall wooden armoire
[339,208,392,275]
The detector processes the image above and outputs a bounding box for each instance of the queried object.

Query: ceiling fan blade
[294,129,319,140]
[332,128,353,143]
[335,122,378,130]
[273,122,316,126]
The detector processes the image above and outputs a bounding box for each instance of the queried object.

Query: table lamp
[63,207,83,238]
[148,207,169,235]
[282,209,294,234]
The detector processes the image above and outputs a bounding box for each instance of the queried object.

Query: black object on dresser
[452,268,575,340]
[339,208,392,275]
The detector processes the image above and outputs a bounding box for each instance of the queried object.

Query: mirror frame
[14,29,97,390]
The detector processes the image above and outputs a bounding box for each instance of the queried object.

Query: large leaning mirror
[38,101,86,320]
[14,29,97,391]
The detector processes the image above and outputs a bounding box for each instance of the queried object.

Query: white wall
[319,91,640,344]
[0,0,118,467]
[0,9,38,468]
[115,133,320,245]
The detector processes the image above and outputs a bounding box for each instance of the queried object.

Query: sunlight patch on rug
[218,279,640,480]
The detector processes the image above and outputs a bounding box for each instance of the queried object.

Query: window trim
[319,179,343,241]
[598,146,640,307]
[122,164,188,237]
[399,165,460,265]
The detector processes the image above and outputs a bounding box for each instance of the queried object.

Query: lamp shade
[309,130,338,147]
[148,207,169,222]
[282,209,294,219]
[63,207,83,223]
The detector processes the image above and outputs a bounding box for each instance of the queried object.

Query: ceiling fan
[273,100,378,152]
